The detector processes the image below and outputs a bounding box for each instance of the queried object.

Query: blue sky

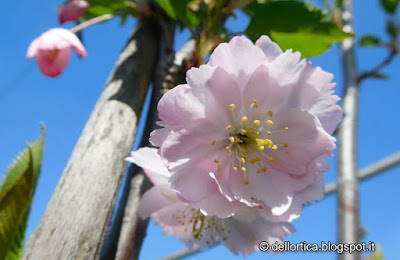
[1,0,399,259]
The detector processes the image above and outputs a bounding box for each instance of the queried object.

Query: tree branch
[337,1,361,258]
[357,50,397,83]
[23,18,160,260]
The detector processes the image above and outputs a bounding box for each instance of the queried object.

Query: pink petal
[26,39,39,59]
[126,148,170,185]
[35,47,71,77]
[58,0,89,24]
[255,35,283,62]
[208,36,268,87]
[53,28,87,58]
[138,184,179,219]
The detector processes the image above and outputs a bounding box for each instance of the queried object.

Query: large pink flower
[58,0,89,24]
[127,148,295,256]
[27,28,87,77]
[150,36,342,222]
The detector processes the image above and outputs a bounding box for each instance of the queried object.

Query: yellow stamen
[284,143,288,147]
[234,166,238,170]
[252,100,257,104]
[269,157,275,162]
[267,120,274,125]
[241,167,246,172]
[230,137,235,143]
[212,140,216,145]
[285,126,289,130]
[255,157,261,161]
[214,159,219,163]
[259,146,265,151]
[250,159,256,164]
[217,166,221,173]
[241,129,247,135]
[226,146,231,153]
[272,145,278,150]
[267,131,272,135]
[268,110,273,117]
[240,158,245,163]
[257,169,261,173]
[227,125,231,130]
[254,120,260,125]
[261,167,267,172]
[244,180,249,185]
[229,104,235,110]
[242,116,248,122]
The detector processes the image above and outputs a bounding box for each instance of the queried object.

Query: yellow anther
[254,131,259,136]
[284,143,288,147]
[244,180,249,185]
[267,120,274,125]
[214,159,219,163]
[234,166,238,170]
[242,116,248,122]
[285,126,289,130]
[250,159,256,164]
[240,158,245,163]
[268,110,273,117]
[236,138,242,144]
[261,167,267,172]
[269,157,275,162]
[217,166,221,173]
[259,146,265,151]
[267,131,272,135]
[230,137,235,143]
[252,100,257,104]
[272,145,278,150]
[256,138,273,147]
[257,169,261,173]
[226,146,231,153]
[255,157,261,161]
[254,120,261,125]
[241,167,246,172]
[229,104,235,110]
[241,129,247,135]
[212,140,216,145]
[227,125,231,130]
[250,127,256,130]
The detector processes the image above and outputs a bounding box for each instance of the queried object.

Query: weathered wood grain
[23,18,160,260]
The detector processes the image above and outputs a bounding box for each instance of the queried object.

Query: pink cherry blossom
[58,0,89,24]
[26,28,87,77]
[127,147,295,256]
[150,36,342,222]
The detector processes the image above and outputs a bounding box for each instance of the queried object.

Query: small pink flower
[127,148,295,256]
[58,0,89,24]
[150,36,342,222]
[26,28,87,77]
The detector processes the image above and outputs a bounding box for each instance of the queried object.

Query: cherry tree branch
[357,50,397,83]
[337,0,361,259]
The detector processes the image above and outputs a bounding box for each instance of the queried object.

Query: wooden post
[24,18,160,260]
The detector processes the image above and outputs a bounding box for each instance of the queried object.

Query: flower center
[212,100,289,185]
[175,207,228,245]
[46,48,60,62]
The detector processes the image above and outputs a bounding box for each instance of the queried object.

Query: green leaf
[157,0,200,28]
[0,126,45,259]
[359,34,382,47]
[380,0,400,14]
[386,20,398,40]
[336,0,344,8]
[245,1,353,57]
[157,0,177,19]
[372,73,389,80]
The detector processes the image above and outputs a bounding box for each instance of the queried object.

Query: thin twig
[162,150,400,260]
[357,50,397,83]
[70,14,114,33]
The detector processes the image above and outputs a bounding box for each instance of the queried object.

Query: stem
[357,50,397,83]
[70,14,114,34]
[337,0,361,259]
